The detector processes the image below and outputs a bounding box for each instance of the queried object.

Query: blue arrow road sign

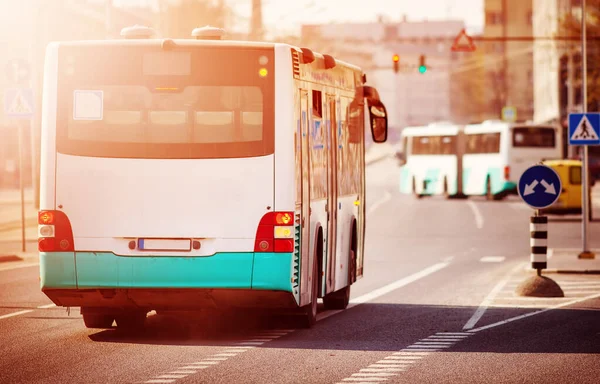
[5,58,30,84]
[518,165,562,209]
[568,113,600,145]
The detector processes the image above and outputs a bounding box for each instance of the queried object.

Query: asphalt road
[1,157,599,384]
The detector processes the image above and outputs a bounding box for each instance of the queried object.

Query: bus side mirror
[368,100,388,143]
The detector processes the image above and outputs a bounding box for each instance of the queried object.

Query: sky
[114,0,484,36]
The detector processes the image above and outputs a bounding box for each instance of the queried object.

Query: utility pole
[502,0,508,116]
[250,0,263,41]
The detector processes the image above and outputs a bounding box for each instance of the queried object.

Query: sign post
[518,164,562,274]
[4,87,35,253]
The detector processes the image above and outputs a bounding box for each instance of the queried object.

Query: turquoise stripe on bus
[462,167,472,193]
[40,252,77,289]
[399,166,412,194]
[252,252,294,292]
[75,252,255,289]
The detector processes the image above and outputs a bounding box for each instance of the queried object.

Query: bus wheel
[485,177,494,201]
[413,177,423,199]
[82,312,114,329]
[443,177,451,199]
[115,310,147,331]
[323,249,353,310]
[298,259,318,328]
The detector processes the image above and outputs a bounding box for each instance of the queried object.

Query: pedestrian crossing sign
[3,88,34,119]
[568,113,600,145]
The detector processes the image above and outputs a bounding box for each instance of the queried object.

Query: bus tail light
[38,210,74,252]
[254,211,295,253]
[504,166,510,181]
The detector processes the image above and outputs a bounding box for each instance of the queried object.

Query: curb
[527,268,600,275]
[0,254,23,263]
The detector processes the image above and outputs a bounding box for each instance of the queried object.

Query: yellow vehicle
[541,159,593,219]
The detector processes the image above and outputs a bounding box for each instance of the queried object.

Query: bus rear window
[56,45,274,159]
[512,127,555,148]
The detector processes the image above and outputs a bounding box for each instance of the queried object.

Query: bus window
[57,46,274,159]
[466,133,500,154]
[412,135,455,155]
[512,127,555,148]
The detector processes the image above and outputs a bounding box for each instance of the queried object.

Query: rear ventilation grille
[292,212,301,290]
[291,49,300,78]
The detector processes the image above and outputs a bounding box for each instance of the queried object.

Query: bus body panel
[40,43,60,209]
[55,153,274,242]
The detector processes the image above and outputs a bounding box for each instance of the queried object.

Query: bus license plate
[137,239,191,251]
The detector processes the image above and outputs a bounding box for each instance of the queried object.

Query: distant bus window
[412,135,455,155]
[466,133,501,154]
[570,165,582,185]
[512,127,555,148]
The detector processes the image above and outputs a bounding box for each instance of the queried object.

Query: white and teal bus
[398,122,463,198]
[38,26,388,330]
[462,120,562,199]
[399,120,561,200]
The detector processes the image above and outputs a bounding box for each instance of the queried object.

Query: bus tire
[413,177,423,199]
[82,312,114,329]
[115,310,147,331]
[298,258,318,328]
[443,177,451,199]
[323,222,356,310]
[485,177,494,201]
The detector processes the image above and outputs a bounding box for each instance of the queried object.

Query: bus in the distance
[398,120,561,200]
[462,120,562,200]
[398,122,464,198]
[38,25,388,330]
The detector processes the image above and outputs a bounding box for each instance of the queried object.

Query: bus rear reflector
[38,210,74,252]
[254,211,295,253]
[504,166,510,181]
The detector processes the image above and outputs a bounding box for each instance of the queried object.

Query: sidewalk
[0,187,38,259]
[529,248,600,274]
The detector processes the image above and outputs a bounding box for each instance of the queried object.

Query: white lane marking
[462,262,526,330]
[0,262,39,272]
[0,309,34,320]
[145,380,175,384]
[158,375,187,379]
[342,379,388,382]
[367,190,392,216]
[468,292,600,333]
[360,368,405,372]
[169,371,196,375]
[337,332,472,382]
[349,262,450,305]
[480,256,506,263]
[37,304,56,309]
[179,366,208,370]
[466,200,484,229]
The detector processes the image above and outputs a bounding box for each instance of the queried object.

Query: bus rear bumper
[40,251,297,310]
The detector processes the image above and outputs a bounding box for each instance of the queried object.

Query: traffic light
[393,54,399,73]
[419,55,427,74]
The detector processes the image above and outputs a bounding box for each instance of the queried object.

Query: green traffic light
[419,65,427,73]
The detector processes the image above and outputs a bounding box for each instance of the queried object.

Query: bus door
[299,91,312,305]
[326,95,338,293]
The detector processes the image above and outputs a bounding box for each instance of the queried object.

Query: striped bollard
[530,215,548,274]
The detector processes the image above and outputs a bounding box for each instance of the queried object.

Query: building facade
[301,18,465,130]
[483,0,534,122]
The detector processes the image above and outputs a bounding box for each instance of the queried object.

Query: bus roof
[51,38,363,74]
[464,120,558,134]
[401,124,462,136]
